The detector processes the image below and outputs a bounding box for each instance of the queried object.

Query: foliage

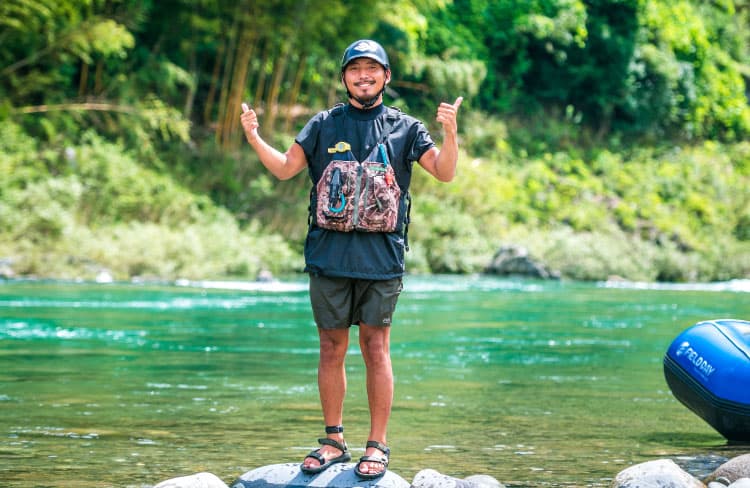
[419,0,750,141]
[405,127,750,280]
[0,0,749,281]
[0,124,299,280]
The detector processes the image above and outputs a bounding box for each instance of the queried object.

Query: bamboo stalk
[215,13,239,145]
[265,38,291,133]
[78,62,89,96]
[222,27,255,149]
[284,50,307,132]
[203,40,225,126]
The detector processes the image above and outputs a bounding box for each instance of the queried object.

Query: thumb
[453,96,464,109]
[241,102,249,113]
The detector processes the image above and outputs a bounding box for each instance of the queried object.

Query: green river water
[1,275,749,487]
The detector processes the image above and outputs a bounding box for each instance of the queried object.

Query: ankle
[325,425,345,442]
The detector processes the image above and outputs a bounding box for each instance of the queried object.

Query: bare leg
[302,327,350,470]
[357,323,392,475]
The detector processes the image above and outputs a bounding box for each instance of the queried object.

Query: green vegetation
[1,0,749,282]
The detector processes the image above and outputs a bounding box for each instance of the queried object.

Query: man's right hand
[240,102,259,142]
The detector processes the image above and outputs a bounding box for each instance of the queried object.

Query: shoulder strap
[376,106,402,164]
[380,106,401,142]
[329,103,346,116]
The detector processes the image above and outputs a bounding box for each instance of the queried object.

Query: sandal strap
[325,425,344,434]
[318,437,348,452]
[358,454,389,464]
[304,451,325,463]
[365,440,390,456]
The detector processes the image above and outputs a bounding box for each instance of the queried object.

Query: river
[1,276,749,487]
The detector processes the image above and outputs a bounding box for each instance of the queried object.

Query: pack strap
[403,191,411,252]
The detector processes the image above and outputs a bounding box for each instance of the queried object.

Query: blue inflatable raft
[663,319,750,441]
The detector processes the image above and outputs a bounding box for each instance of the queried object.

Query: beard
[345,80,383,108]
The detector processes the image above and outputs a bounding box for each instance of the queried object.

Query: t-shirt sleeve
[408,119,436,162]
[294,113,323,162]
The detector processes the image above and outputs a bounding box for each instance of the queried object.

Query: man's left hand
[436,96,463,134]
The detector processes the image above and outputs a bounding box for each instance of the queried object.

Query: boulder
[411,469,504,488]
[463,475,505,488]
[706,455,750,485]
[611,459,704,488]
[484,245,560,280]
[154,472,229,488]
[230,462,409,488]
[0,258,15,279]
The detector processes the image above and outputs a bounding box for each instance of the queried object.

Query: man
[240,39,461,480]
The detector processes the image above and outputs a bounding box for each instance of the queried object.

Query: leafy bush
[0,130,300,280]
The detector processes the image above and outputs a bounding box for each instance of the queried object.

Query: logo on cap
[354,40,379,53]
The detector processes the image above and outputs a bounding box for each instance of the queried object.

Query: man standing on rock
[240,39,462,480]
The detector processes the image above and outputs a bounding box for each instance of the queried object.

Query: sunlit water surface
[1,276,749,487]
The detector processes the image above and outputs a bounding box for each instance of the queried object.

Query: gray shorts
[309,275,403,329]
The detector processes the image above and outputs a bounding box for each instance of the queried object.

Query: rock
[95,269,114,283]
[411,469,504,488]
[707,482,729,488]
[484,245,560,280]
[154,472,229,488]
[463,474,504,488]
[611,459,704,488]
[231,462,409,488]
[256,269,275,282]
[706,455,750,485]
[728,478,750,488]
[0,257,15,279]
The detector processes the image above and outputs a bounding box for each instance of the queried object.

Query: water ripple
[598,278,750,293]
[0,320,148,343]
[0,295,305,310]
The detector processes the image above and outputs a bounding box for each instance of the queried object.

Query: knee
[319,331,349,361]
[359,335,390,366]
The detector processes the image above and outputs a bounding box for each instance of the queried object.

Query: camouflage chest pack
[311,106,408,235]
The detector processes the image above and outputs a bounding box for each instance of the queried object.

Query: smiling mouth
[354,80,375,87]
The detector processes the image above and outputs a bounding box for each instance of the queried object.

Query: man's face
[342,58,390,104]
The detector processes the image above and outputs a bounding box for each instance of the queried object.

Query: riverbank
[1,224,749,284]
[2,122,749,284]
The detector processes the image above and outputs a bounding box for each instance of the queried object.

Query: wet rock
[706,455,750,485]
[611,459,704,488]
[484,245,560,280]
[728,479,750,488]
[95,269,114,283]
[411,469,504,488]
[230,462,409,488]
[154,472,229,488]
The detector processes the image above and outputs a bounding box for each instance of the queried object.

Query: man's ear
[385,69,391,84]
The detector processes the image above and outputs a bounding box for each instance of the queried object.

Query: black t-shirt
[295,103,435,279]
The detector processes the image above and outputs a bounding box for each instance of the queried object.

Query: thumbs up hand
[436,96,463,135]
[240,102,259,142]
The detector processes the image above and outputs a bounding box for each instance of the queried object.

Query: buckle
[327,141,351,154]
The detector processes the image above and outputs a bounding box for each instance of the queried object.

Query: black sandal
[354,440,390,480]
[300,425,351,475]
